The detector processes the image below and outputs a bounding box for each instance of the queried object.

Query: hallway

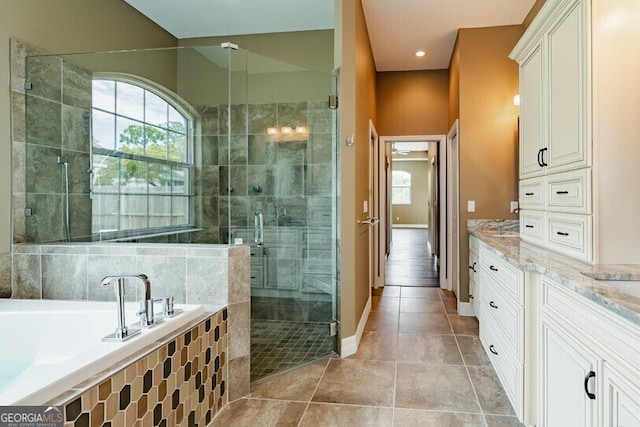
[385,228,439,287]
[211,286,523,426]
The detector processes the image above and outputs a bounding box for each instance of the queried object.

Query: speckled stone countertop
[468,220,640,326]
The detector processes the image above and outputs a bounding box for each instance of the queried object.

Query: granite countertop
[468,220,640,326]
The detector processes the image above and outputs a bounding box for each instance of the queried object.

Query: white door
[520,43,545,178]
[540,320,598,427]
[369,121,381,288]
[447,121,460,295]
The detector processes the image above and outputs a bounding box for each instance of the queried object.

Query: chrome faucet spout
[100,273,152,341]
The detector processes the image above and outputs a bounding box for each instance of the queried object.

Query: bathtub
[0,299,208,405]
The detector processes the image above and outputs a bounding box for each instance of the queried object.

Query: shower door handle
[254,211,264,247]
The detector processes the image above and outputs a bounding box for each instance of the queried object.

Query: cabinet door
[603,364,640,427]
[540,320,598,427]
[547,0,589,173]
[520,43,546,178]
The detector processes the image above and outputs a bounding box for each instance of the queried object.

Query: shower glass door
[226,48,338,381]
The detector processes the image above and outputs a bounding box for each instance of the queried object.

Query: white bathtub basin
[0,299,206,405]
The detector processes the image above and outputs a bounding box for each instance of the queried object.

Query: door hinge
[329,322,338,337]
[328,94,338,109]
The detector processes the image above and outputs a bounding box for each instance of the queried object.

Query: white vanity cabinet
[477,245,526,419]
[468,236,480,317]
[538,275,640,427]
[512,0,593,262]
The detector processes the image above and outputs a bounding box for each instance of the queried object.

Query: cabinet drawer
[546,168,591,214]
[519,177,545,210]
[480,315,520,411]
[546,213,592,261]
[481,278,523,360]
[480,249,525,304]
[519,210,545,243]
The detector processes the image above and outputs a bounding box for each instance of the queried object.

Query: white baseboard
[392,224,428,229]
[340,296,372,358]
[458,301,476,317]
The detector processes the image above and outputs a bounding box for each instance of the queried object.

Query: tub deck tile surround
[58,309,227,427]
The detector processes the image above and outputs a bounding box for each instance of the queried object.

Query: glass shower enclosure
[23,44,338,381]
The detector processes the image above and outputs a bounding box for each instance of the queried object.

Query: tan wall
[178,30,334,73]
[376,70,449,136]
[336,0,377,338]
[0,0,176,254]
[392,160,430,225]
[592,0,640,263]
[454,26,522,302]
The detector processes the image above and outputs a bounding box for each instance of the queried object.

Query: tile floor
[211,286,525,426]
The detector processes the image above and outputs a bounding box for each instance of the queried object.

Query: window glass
[392,170,412,205]
[91,77,193,237]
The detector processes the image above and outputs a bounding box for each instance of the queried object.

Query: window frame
[391,169,412,205]
[90,74,196,241]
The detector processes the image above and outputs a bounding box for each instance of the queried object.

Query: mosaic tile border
[59,309,228,427]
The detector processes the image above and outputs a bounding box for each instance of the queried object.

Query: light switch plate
[467,200,475,212]
[510,201,519,213]
[363,201,368,213]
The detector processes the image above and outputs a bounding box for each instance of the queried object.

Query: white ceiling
[124,0,536,71]
[124,0,335,39]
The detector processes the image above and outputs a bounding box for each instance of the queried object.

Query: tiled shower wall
[0,254,10,297]
[12,242,251,400]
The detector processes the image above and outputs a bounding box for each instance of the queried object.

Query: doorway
[376,135,447,289]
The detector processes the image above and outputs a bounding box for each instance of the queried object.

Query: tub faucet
[100,274,150,341]
[135,274,156,327]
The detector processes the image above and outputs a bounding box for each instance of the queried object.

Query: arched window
[392,170,412,205]
[90,77,194,239]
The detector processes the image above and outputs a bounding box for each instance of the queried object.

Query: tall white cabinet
[511,0,593,262]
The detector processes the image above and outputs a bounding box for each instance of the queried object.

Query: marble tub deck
[468,225,640,326]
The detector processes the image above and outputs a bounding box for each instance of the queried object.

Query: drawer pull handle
[556,190,569,195]
[489,345,498,355]
[489,265,498,272]
[489,301,498,309]
[557,231,570,236]
[469,294,474,299]
[584,371,596,400]
[251,276,257,279]
[469,262,477,273]
[525,225,534,228]
[525,192,534,196]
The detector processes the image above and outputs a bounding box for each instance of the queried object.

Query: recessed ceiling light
[415,50,426,57]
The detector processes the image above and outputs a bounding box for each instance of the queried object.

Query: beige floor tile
[373,286,401,297]
[400,298,446,314]
[365,311,399,333]
[299,403,394,426]
[250,359,329,401]
[485,415,525,426]
[401,287,442,299]
[349,331,398,361]
[443,297,458,314]
[312,359,396,406]
[209,398,307,427]
[398,313,453,334]
[467,366,516,416]
[395,363,482,413]
[448,314,480,336]
[393,409,485,426]
[456,336,491,366]
[371,296,400,313]
[397,333,463,365]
